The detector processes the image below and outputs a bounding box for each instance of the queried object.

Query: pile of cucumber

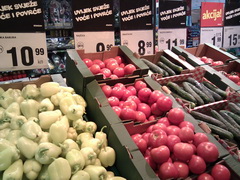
[166,77,227,108]
[190,102,240,143]
[141,55,183,77]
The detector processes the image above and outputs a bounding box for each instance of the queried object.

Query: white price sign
[200,27,223,48]
[158,28,186,50]
[0,33,48,71]
[223,26,240,48]
[74,31,114,52]
[120,30,154,55]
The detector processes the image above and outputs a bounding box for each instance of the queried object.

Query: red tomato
[152,123,167,132]
[113,67,125,77]
[173,142,194,162]
[93,59,105,68]
[156,96,173,112]
[144,155,157,170]
[212,61,224,66]
[138,87,152,103]
[158,162,179,180]
[197,142,219,163]
[179,121,195,131]
[189,155,206,174]
[126,86,137,95]
[198,173,214,180]
[112,106,121,117]
[111,87,124,99]
[193,133,209,147]
[107,61,119,72]
[166,125,180,136]
[131,133,142,142]
[108,96,119,106]
[167,135,181,152]
[103,58,114,65]
[151,103,163,116]
[150,145,170,164]
[83,58,93,67]
[120,108,136,120]
[200,56,208,63]
[173,162,189,179]
[148,129,168,148]
[134,80,147,92]
[178,127,194,142]
[90,64,101,74]
[121,89,133,101]
[148,90,164,105]
[167,108,185,125]
[127,95,141,105]
[211,164,231,180]
[228,74,240,83]
[119,63,126,68]
[157,117,170,127]
[137,103,151,118]
[114,56,123,64]
[100,68,112,78]
[124,64,136,75]
[142,132,150,145]
[190,143,197,154]
[135,111,146,123]
[122,100,137,110]
[135,138,147,154]
[113,83,125,89]
[148,115,157,121]
[101,85,112,97]
[109,74,118,79]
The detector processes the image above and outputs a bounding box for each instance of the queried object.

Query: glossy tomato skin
[156,96,173,112]
[211,164,231,180]
[150,145,170,164]
[148,129,168,148]
[193,133,209,147]
[189,155,206,174]
[158,162,179,180]
[120,108,136,120]
[173,142,194,162]
[124,64,136,75]
[166,125,180,136]
[135,111,147,123]
[126,86,137,96]
[197,173,214,180]
[112,106,121,117]
[173,161,189,179]
[178,127,194,142]
[197,142,219,163]
[134,80,147,92]
[137,103,151,118]
[179,121,195,131]
[111,87,124,99]
[144,155,157,170]
[101,85,112,97]
[157,117,170,127]
[108,96,120,106]
[167,135,181,152]
[135,138,147,154]
[167,108,185,125]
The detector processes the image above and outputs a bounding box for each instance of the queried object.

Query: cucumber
[211,109,240,141]
[190,110,227,129]
[219,110,240,128]
[202,81,227,99]
[228,102,240,116]
[186,83,211,104]
[182,82,205,105]
[187,77,215,102]
[201,83,223,101]
[206,123,234,140]
[141,58,165,74]
[157,61,176,76]
[171,92,196,109]
[167,82,197,103]
[219,110,240,132]
[160,56,183,73]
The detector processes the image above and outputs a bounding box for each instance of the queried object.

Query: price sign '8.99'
[0,33,48,71]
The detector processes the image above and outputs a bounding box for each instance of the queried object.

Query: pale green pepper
[98,146,116,168]
[23,159,42,180]
[0,128,11,139]
[66,104,85,121]
[76,132,93,147]
[10,115,27,130]
[72,94,87,108]
[17,136,38,159]
[3,159,23,180]
[20,99,39,118]
[59,86,75,94]
[71,170,90,180]
[83,165,107,180]
[10,89,24,104]
[0,107,10,130]
[21,84,40,99]
[0,90,14,109]
[21,120,43,142]
[3,102,21,124]
[6,129,22,145]
[40,82,60,98]
[66,149,85,174]
[106,171,114,180]
[0,87,4,95]
[38,132,52,144]
[35,142,62,164]
[49,120,68,145]
[38,110,62,130]
[109,177,127,180]
[50,91,72,107]
[85,121,97,134]
[59,115,70,130]
[37,165,50,180]
[59,139,80,157]
[81,138,102,155]
[95,126,108,148]
[94,158,102,166]
[59,96,76,115]
[47,157,71,180]
[80,147,97,166]
[0,139,20,171]
[67,127,78,141]
[73,118,86,133]
[39,98,54,112]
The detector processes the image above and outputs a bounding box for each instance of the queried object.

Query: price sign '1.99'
[0,33,48,71]
[223,26,240,48]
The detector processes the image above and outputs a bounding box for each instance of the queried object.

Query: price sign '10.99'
[0,33,48,71]
[223,26,240,48]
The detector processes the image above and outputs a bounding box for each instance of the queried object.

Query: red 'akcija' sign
[200,2,224,27]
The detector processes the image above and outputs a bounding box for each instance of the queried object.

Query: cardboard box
[66,46,149,96]
[140,49,195,76]
[222,155,240,179]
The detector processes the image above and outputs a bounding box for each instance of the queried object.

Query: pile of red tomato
[83,56,137,79]
[198,56,224,66]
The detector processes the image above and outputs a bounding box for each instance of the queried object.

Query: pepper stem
[100,126,107,133]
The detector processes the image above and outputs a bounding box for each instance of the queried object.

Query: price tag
[120,30,154,55]
[158,28,186,50]
[74,31,114,52]
[223,26,240,48]
[0,33,48,71]
[200,27,223,48]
